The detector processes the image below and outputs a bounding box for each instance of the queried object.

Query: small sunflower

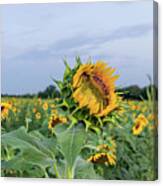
[42,102,48,111]
[132,123,143,135]
[51,104,56,109]
[1,102,12,120]
[136,114,148,127]
[72,61,119,116]
[33,108,37,113]
[38,98,42,105]
[132,114,148,135]
[87,152,116,166]
[48,110,67,129]
[131,105,140,111]
[147,113,155,121]
[12,107,17,113]
[35,112,41,120]
[88,139,116,166]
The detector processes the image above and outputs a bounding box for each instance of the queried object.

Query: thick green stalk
[53,162,61,178]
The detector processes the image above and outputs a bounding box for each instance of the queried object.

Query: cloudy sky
[1,1,154,94]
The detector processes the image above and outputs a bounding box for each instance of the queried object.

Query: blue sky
[1,1,154,94]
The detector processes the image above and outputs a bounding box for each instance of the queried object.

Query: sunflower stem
[97,117,103,127]
[71,107,80,116]
[53,162,60,178]
[66,167,73,179]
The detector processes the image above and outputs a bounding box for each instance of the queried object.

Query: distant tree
[116,85,141,100]
[116,85,158,100]
[37,85,60,99]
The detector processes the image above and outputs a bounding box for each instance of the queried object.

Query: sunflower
[12,107,17,113]
[72,61,119,116]
[136,114,148,127]
[42,102,48,111]
[131,105,140,111]
[1,102,12,120]
[35,112,41,120]
[87,152,116,165]
[38,98,42,105]
[33,108,37,113]
[132,123,143,135]
[88,139,116,166]
[51,104,56,109]
[48,110,67,129]
[132,114,148,135]
[147,113,155,121]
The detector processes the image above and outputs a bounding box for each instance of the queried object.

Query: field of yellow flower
[1,58,157,180]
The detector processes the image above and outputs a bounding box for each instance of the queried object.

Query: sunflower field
[1,57,158,180]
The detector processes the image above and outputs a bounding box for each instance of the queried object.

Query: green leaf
[63,59,72,80]
[2,127,57,175]
[75,56,82,68]
[53,79,63,90]
[74,157,102,179]
[56,125,86,178]
[1,157,45,178]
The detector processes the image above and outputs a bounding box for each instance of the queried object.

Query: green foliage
[55,125,86,178]
[74,158,101,179]
[1,127,57,177]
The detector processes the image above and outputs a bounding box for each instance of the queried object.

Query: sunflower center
[81,72,109,97]
[1,106,5,112]
[78,72,110,112]
[51,118,60,127]
[92,75,108,95]
[135,123,140,130]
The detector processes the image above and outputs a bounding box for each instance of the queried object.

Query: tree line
[2,84,157,100]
